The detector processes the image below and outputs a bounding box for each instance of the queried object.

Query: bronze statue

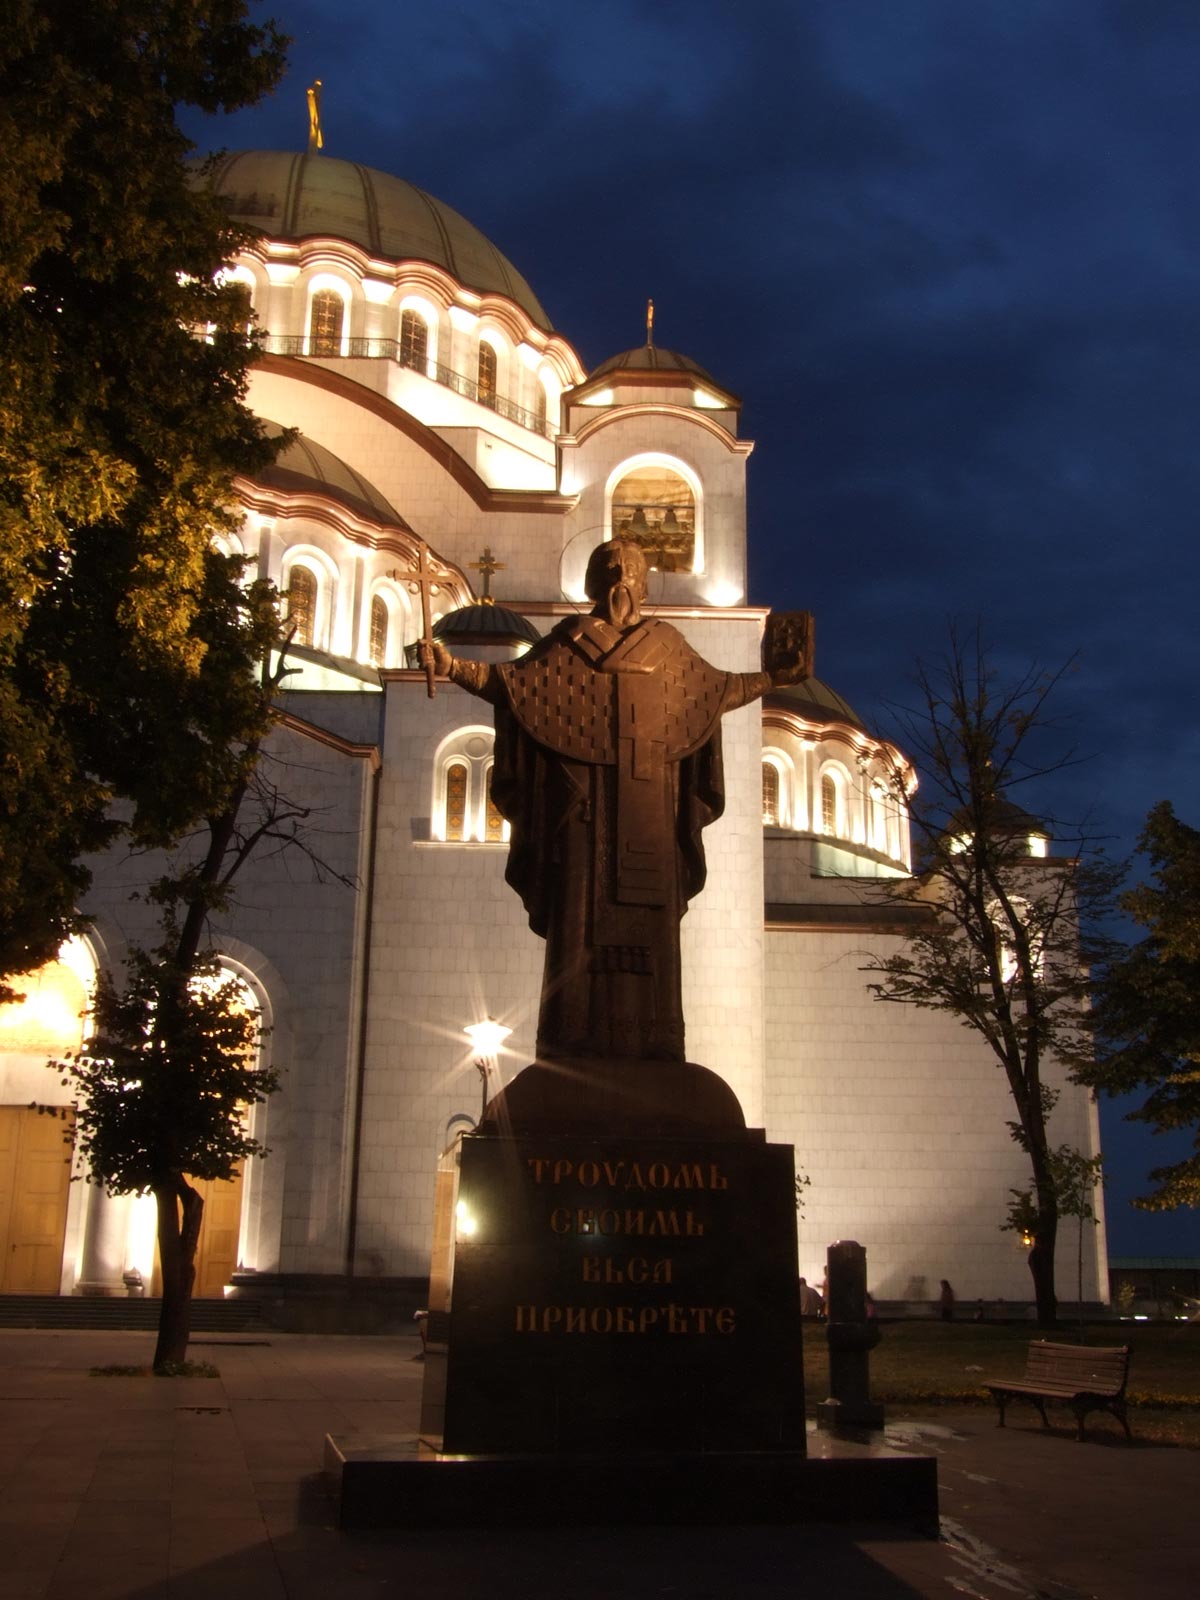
[424,539,810,1077]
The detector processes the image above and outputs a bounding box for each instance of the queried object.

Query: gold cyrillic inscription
[514,1303,736,1336]
[549,1207,704,1238]
[527,1156,728,1191]
[580,1255,673,1285]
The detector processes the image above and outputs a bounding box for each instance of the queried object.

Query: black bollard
[816,1239,884,1430]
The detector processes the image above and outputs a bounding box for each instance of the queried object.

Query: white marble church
[0,148,1107,1312]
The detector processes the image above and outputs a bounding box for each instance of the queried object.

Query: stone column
[77,1186,132,1296]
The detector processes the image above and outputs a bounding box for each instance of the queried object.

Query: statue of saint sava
[425,538,810,1077]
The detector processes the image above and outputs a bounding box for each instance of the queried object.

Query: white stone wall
[676,615,767,1126]
[352,676,543,1276]
[765,926,1107,1305]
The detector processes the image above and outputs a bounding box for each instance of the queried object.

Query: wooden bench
[985,1341,1132,1442]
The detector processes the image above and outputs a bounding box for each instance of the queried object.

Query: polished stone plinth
[324,1430,939,1534]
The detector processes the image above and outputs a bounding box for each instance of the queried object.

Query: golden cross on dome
[306,80,324,153]
[469,545,505,603]
[646,298,655,348]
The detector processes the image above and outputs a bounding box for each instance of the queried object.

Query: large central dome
[201,151,551,330]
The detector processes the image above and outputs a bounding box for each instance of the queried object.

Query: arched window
[870,781,905,861]
[308,288,344,356]
[286,567,318,648]
[611,464,696,573]
[992,896,1044,987]
[821,772,842,837]
[477,342,498,409]
[399,309,429,375]
[434,729,509,843]
[534,383,549,435]
[762,762,781,827]
[444,763,468,842]
[369,595,389,667]
[210,531,244,561]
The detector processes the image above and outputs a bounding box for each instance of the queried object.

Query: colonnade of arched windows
[760,745,909,867]
[287,276,558,436]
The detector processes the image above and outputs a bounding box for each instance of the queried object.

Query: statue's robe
[484,612,749,1062]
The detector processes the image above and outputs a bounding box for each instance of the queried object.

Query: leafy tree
[0,0,286,992]
[1084,802,1200,1211]
[864,631,1121,1326]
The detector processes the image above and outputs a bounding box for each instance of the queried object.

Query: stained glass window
[445,763,468,842]
[286,567,317,648]
[369,596,388,666]
[308,289,343,356]
[477,342,497,409]
[399,309,428,374]
[762,763,780,827]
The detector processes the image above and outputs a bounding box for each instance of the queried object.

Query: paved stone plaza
[0,1328,1194,1599]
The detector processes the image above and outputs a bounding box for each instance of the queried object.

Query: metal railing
[260,334,553,439]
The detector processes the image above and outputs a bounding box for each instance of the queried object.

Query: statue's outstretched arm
[725,670,774,711]
[419,640,501,702]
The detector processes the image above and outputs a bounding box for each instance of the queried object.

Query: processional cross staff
[391,541,452,698]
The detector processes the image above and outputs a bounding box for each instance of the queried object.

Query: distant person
[972,1298,985,1323]
[939,1279,955,1322]
[799,1277,823,1318]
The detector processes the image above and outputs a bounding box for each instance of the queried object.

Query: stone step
[0,1294,269,1332]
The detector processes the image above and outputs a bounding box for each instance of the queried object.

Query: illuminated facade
[0,151,1105,1309]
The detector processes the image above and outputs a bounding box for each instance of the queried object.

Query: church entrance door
[0,1107,72,1293]
[151,1168,245,1298]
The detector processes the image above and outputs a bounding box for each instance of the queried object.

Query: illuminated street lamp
[463,1018,512,1121]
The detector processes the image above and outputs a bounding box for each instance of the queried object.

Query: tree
[1003,1144,1104,1336]
[1083,802,1200,1211]
[60,947,276,1370]
[0,0,286,992]
[863,630,1121,1326]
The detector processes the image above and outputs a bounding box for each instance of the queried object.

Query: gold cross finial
[646,298,654,348]
[306,80,324,153]
[468,545,505,602]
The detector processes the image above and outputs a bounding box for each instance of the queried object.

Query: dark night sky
[184,0,1198,1258]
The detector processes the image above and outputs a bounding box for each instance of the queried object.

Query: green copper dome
[199,151,552,330]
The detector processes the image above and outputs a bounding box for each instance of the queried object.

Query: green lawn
[802,1318,1200,1447]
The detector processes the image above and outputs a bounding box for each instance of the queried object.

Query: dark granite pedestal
[420,1127,804,1455]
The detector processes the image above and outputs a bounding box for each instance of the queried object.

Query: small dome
[947,799,1051,842]
[588,345,718,383]
[248,419,409,531]
[766,676,866,731]
[198,151,552,329]
[252,423,410,529]
[433,602,541,648]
